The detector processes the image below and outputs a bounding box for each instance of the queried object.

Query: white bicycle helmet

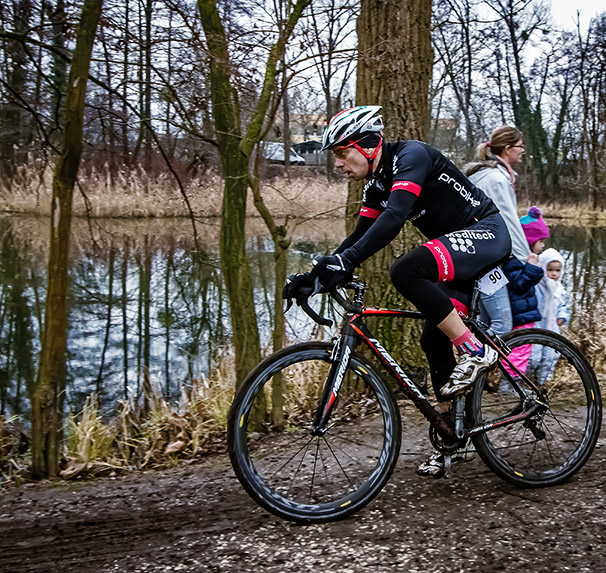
[321,105,384,151]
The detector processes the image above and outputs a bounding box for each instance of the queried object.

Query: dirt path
[1,418,605,573]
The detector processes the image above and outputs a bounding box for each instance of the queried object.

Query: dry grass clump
[566,300,606,387]
[0,163,347,220]
[0,415,30,486]
[59,356,235,480]
[251,176,346,219]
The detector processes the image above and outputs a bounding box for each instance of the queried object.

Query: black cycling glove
[282,272,318,306]
[312,251,355,291]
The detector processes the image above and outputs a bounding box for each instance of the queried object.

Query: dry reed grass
[567,298,606,385]
[0,164,347,219]
[0,415,29,486]
[518,201,606,223]
[1,161,603,223]
[55,350,236,481]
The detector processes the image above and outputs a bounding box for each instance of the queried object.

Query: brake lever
[283,276,335,326]
[300,299,333,327]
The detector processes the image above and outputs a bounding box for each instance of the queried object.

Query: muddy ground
[1,413,605,573]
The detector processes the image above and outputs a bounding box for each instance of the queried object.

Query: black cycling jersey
[330,139,511,402]
[336,140,500,266]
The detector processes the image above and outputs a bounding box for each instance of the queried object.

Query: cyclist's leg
[390,246,496,399]
[421,321,454,402]
[428,214,511,395]
[417,289,479,477]
[390,214,510,326]
[390,219,509,396]
[420,282,473,401]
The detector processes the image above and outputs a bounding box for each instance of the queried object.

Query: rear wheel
[228,341,402,523]
[468,328,601,487]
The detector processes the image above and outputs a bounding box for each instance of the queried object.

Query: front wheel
[468,328,602,487]
[228,341,402,523]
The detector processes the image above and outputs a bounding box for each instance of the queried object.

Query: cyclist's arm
[340,190,418,266]
[340,143,431,267]
[333,215,374,254]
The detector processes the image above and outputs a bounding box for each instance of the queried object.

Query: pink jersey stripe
[423,239,455,282]
[360,206,382,219]
[391,180,422,196]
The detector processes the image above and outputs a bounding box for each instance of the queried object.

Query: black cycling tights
[390,246,474,402]
[390,246,455,325]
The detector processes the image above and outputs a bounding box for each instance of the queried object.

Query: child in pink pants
[501,207,549,386]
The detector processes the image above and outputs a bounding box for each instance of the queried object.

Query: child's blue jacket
[503,257,544,327]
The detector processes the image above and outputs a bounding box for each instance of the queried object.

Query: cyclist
[283,105,512,476]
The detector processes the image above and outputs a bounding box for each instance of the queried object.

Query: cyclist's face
[333,146,371,180]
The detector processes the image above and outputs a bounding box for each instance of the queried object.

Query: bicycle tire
[228,341,402,523]
[468,328,602,487]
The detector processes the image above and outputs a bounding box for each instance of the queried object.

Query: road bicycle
[227,276,602,523]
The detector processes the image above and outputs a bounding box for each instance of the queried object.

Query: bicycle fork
[311,334,355,436]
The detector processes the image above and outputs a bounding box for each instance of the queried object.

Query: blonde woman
[465,126,529,335]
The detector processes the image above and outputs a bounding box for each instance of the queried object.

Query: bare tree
[198,0,311,385]
[31,0,103,478]
[575,13,606,208]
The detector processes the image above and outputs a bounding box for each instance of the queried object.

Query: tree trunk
[220,155,261,387]
[49,0,68,146]
[198,0,310,386]
[352,0,432,363]
[1,0,30,182]
[31,0,103,479]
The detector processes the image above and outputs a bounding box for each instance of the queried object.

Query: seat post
[469,281,482,320]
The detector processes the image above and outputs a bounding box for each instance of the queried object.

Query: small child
[528,248,570,384]
[505,206,549,329]
[500,207,548,389]
[535,248,570,333]
[519,206,549,259]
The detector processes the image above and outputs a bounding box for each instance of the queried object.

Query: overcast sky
[549,0,603,31]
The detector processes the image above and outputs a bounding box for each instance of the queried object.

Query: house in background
[268,113,327,165]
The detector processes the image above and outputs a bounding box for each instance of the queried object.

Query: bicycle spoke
[327,432,383,452]
[470,329,601,486]
[229,344,401,521]
[309,439,321,503]
[322,435,356,491]
[284,440,312,497]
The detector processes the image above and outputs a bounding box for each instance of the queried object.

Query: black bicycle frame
[312,304,545,443]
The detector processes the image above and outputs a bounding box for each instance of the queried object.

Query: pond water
[0,215,604,418]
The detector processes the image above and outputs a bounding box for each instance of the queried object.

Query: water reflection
[0,216,343,417]
[0,216,603,419]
